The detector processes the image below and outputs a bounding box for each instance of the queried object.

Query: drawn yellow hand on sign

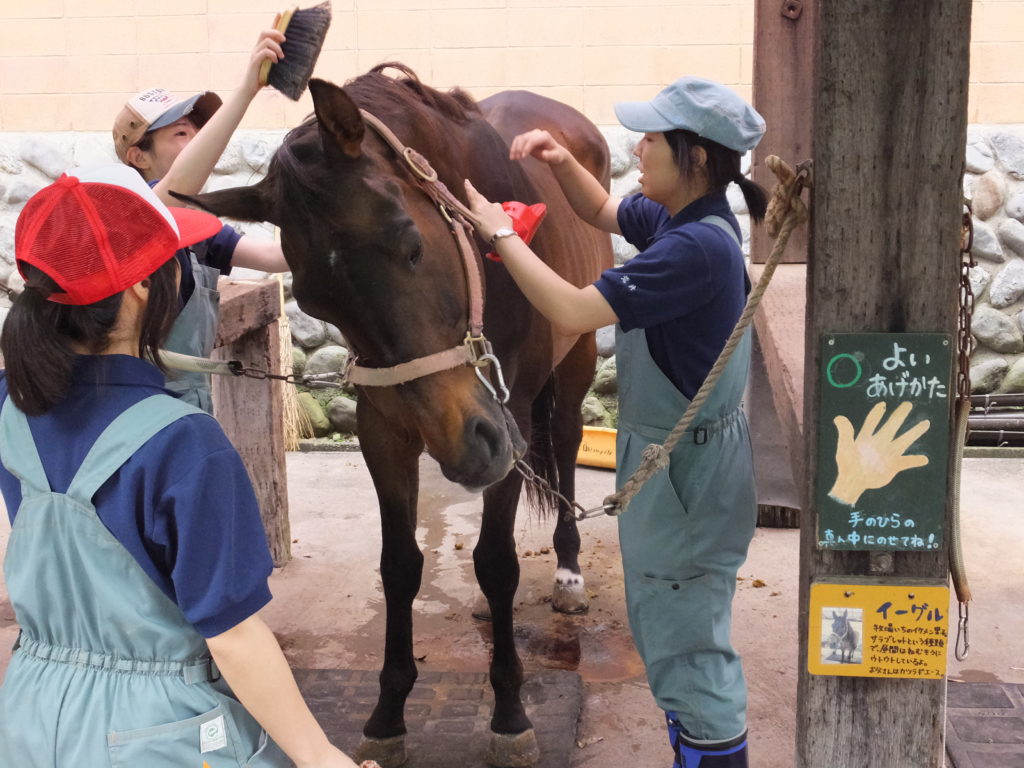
[828,401,931,506]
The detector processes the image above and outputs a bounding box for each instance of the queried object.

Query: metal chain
[235,364,348,389]
[952,202,975,662]
[512,459,613,523]
[957,204,976,401]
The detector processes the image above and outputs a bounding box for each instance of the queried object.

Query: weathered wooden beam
[751,0,815,264]
[212,279,291,567]
[797,2,971,766]
[215,279,281,348]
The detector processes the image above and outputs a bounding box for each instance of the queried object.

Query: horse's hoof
[552,570,589,614]
[355,734,407,768]
[485,728,540,767]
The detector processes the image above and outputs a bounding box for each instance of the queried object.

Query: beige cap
[112,88,222,162]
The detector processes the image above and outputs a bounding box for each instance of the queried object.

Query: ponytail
[1,259,179,416]
[734,174,768,224]
[1,280,97,415]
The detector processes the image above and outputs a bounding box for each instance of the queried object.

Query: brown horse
[180,66,612,767]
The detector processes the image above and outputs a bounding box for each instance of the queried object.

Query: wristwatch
[489,227,519,247]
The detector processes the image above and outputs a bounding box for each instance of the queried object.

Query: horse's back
[479,90,610,188]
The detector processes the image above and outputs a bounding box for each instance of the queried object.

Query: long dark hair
[664,129,768,222]
[1,258,179,415]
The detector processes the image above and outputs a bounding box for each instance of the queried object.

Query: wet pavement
[0,452,1021,767]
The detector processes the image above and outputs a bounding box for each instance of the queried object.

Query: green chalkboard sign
[816,333,952,551]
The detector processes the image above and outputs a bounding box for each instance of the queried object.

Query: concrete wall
[0,0,1022,131]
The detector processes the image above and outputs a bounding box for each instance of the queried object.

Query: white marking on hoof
[472,591,493,622]
[486,728,540,767]
[355,734,407,768]
[552,568,588,614]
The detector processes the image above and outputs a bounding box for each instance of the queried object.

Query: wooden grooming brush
[258,2,333,100]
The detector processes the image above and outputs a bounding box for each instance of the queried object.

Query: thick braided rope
[603,156,809,516]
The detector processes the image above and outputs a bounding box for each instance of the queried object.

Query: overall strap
[701,214,749,292]
[65,395,207,506]
[699,214,742,247]
[0,399,52,496]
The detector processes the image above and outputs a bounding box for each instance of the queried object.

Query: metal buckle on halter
[464,332,493,363]
[403,146,438,182]
[693,426,708,445]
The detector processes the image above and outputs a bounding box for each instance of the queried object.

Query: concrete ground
[0,452,1020,767]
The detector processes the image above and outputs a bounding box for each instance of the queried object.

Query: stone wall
[1,125,1022,435]
[963,127,1024,393]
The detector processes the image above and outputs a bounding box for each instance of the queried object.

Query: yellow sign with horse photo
[808,579,949,679]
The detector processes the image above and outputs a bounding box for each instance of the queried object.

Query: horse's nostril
[468,415,506,462]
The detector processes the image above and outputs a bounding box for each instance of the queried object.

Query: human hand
[294,746,372,768]
[241,28,287,97]
[828,401,930,506]
[509,129,570,166]
[464,179,513,244]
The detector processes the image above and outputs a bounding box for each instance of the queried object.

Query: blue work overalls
[0,395,288,767]
[615,216,757,743]
[165,248,221,412]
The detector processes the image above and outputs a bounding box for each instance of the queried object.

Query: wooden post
[797,2,971,766]
[212,279,292,566]
[751,0,815,265]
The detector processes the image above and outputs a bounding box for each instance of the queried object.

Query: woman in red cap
[112,29,292,412]
[0,164,365,768]
[466,76,768,768]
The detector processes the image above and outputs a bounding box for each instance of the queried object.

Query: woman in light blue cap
[465,76,767,768]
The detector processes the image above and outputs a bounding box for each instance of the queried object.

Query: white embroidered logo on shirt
[200,714,228,753]
[619,275,637,292]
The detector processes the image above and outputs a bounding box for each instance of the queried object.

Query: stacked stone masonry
[1,125,1022,435]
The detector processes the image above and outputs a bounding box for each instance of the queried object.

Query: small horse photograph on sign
[820,608,863,665]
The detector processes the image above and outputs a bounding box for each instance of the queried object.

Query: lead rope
[951,203,975,661]
[595,155,811,519]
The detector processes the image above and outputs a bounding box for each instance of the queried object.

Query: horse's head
[180,76,524,489]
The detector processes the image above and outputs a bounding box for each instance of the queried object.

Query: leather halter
[341,110,508,403]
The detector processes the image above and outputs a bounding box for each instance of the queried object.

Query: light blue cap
[613,76,766,152]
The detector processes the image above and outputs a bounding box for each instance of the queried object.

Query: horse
[179,66,613,766]
[829,609,858,663]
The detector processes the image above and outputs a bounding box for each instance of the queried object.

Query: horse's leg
[355,398,424,768]
[476,475,540,767]
[549,334,596,614]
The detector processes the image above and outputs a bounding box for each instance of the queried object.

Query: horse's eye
[409,243,423,266]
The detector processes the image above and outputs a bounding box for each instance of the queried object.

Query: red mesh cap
[15,164,222,305]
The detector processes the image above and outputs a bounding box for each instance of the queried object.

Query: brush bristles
[268,2,333,100]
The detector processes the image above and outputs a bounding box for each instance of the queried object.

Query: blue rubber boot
[666,712,748,768]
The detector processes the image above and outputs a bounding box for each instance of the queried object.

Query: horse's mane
[274,64,481,191]
[346,63,481,125]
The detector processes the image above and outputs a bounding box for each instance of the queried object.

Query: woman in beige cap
[112,29,291,412]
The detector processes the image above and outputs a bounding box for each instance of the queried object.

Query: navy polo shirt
[180,225,240,304]
[595,191,748,400]
[0,356,272,637]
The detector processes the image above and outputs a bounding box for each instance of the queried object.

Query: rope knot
[641,442,671,472]
[764,155,810,238]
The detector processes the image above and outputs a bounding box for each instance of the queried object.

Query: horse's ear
[171,185,273,225]
[309,78,364,160]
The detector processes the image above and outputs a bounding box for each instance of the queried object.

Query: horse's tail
[521,375,560,519]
